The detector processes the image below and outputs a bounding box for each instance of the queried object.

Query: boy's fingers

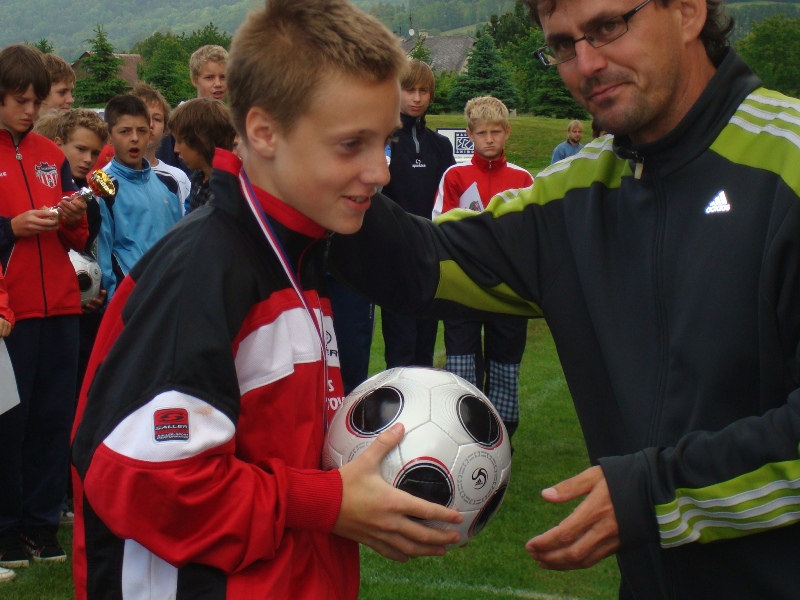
[360,422,404,466]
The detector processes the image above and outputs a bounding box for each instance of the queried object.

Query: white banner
[0,338,20,416]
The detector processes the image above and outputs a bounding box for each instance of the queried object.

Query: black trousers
[0,315,78,533]
[381,308,438,369]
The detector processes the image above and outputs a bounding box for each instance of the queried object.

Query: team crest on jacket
[153,408,190,442]
[35,162,59,188]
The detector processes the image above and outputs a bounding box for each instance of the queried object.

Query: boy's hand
[82,289,107,314]
[58,193,88,225]
[10,209,59,237]
[0,317,11,338]
[333,422,463,562]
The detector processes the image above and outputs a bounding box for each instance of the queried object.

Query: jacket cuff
[0,217,17,249]
[283,467,343,533]
[599,451,661,550]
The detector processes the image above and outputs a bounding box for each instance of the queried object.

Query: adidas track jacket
[330,49,800,599]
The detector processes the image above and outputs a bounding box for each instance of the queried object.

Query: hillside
[0,0,797,61]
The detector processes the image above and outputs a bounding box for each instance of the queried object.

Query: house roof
[400,35,475,73]
[71,53,143,89]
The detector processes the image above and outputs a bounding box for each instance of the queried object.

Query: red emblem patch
[34,162,59,189]
[153,408,190,442]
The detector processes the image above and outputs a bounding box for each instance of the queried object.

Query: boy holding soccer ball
[70,1,462,599]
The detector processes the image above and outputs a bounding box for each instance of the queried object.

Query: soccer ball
[323,367,512,547]
[68,250,102,304]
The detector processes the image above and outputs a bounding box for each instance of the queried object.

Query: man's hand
[10,209,59,238]
[82,289,107,314]
[57,193,87,226]
[525,465,620,570]
[0,317,11,338]
[333,422,463,562]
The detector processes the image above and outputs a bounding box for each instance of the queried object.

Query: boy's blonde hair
[42,53,76,86]
[401,59,435,100]
[464,96,509,130]
[33,111,61,140]
[168,98,236,167]
[55,108,108,145]
[131,82,171,123]
[189,45,228,81]
[228,0,405,138]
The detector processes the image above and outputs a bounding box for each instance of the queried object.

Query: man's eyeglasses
[535,0,655,66]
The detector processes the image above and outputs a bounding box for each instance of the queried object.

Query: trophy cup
[47,169,116,218]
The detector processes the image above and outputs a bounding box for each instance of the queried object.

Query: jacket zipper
[412,118,420,154]
[16,142,50,316]
[646,161,669,446]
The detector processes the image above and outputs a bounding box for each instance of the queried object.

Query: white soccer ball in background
[68,250,102,304]
[323,366,512,547]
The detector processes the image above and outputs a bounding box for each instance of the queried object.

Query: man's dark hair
[523,0,734,64]
[0,44,51,101]
[104,94,150,130]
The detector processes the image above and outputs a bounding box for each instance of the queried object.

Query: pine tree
[139,36,195,106]
[449,33,520,111]
[74,26,128,106]
[32,38,55,54]
[409,37,432,64]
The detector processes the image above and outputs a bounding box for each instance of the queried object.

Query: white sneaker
[0,566,15,583]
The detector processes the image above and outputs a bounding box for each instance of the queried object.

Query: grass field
[1,115,613,598]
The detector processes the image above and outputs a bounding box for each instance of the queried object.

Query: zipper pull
[634,157,644,179]
[16,148,22,161]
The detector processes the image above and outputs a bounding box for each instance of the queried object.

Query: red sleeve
[83,402,344,573]
[0,269,13,326]
[58,213,89,252]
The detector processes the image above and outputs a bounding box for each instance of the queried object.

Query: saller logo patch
[154,408,190,442]
[34,162,59,188]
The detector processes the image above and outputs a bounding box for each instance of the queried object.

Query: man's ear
[54,136,64,148]
[245,107,282,159]
[679,0,708,45]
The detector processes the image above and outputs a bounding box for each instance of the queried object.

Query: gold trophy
[47,169,116,218]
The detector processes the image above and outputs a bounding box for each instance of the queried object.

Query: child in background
[0,44,87,569]
[32,111,61,139]
[97,95,181,303]
[53,109,109,377]
[131,82,191,212]
[190,44,228,101]
[432,96,533,437]
[168,97,236,213]
[39,53,75,115]
[71,2,462,598]
[380,58,454,369]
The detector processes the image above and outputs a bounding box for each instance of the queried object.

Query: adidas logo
[705,191,731,214]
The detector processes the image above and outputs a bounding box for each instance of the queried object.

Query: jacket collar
[108,157,152,182]
[210,149,327,241]
[612,49,761,176]
[471,151,507,171]
[400,112,426,131]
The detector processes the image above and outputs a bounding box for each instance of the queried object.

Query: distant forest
[0,0,797,60]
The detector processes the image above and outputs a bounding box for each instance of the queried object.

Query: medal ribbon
[238,168,327,364]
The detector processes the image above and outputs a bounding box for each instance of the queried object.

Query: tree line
[42,2,800,114]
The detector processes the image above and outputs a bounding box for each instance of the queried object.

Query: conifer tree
[449,33,519,111]
[74,26,128,106]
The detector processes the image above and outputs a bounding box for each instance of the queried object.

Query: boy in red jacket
[432,96,533,437]
[71,2,461,599]
[0,44,87,570]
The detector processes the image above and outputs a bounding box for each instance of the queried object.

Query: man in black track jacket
[329,0,800,598]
